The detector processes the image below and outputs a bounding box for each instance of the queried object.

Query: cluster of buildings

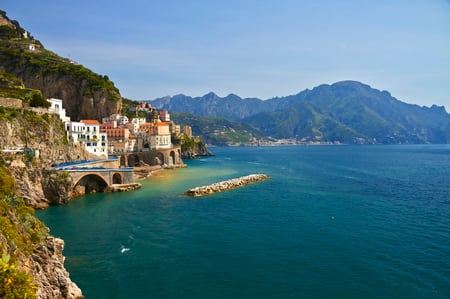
[40,98,192,158]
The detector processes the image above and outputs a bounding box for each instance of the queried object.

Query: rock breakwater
[184,174,269,197]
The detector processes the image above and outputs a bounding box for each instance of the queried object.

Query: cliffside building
[138,122,172,150]
[65,120,108,157]
[47,98,70,122]
[183,125,193,138]
[160,109,170,122]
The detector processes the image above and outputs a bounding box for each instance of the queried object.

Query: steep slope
[0,169,83,299]
[0,10,121,121]
[0,107,93,208]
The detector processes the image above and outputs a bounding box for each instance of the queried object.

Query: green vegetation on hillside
[0,70,48,106]
[0,10,121,104]
[121,97,147,118]
[0,167,48,299]
[172,133,206,153]
[171,112,263,146]
[0,46,120,101]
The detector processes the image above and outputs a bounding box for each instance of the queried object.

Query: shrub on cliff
[0,167,15,195]
[28,90,50,108]
[0,253,37,299]
[0,167,48,298]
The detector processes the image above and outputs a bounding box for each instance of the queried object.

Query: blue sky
[3,0,450,108]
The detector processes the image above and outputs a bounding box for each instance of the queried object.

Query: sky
[3,0,450,108]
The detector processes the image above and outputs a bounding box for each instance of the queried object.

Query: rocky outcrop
[0,11,121,121]
[31,237,84,299]
[41,170,73,205]
[181,139,214,159]
[184,174,269,197]
[9,167,50,209]
[6,69,121,121]
[0,111,93,208]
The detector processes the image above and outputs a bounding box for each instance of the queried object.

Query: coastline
[133,163,187,181]
[133,165,164,181]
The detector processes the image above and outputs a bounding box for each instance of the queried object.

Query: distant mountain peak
[204,91,219,99]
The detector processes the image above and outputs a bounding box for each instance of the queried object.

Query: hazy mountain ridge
[152,92,286,120]
[152,81,450,144]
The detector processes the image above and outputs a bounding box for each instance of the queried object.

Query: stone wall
[0,97,22,108]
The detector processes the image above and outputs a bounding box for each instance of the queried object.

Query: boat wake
[120,245,130,254]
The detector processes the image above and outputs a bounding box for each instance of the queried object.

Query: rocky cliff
[31,237,84,299]
[0,10,121,121]
[0,109,87,298]
[0,108,92,208]
[174,134,214,159]
[0,190,84,299]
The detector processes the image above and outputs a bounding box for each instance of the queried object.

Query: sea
[36,145,450,299]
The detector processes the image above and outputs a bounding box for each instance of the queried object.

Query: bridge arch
[73,173,109,195]
[113,173,122,184]
[170,150,176,166]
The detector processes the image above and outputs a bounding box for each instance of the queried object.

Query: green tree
[29,90,50,108]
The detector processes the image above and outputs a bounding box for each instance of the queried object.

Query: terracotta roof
[80,120,100,125]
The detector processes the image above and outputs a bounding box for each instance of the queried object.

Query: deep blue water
[37,145,450,299]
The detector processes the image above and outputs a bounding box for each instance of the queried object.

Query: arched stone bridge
[52,147,183,198]
[53,158,140,197]
[67,168,137,197]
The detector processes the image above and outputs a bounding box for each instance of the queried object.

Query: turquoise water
[37,145,450,299]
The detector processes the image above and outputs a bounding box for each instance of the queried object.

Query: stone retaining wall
[184,174,269,197]
[0,97,23,108]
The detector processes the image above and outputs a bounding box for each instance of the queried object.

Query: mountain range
[152,81,450,144]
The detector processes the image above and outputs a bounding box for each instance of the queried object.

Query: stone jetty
[184,174,269,197]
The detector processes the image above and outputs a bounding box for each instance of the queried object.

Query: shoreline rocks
[104,183,142,192]
[184,174,269,197]
[32,237,84,299]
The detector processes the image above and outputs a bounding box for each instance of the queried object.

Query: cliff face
[0,11,122,121]
[31,237,84,299]
[4,67,122,121]
[0,186,84,299]
[0,109,92,208]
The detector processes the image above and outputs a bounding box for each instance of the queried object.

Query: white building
[65,120,108,157]
[47,98,70,122]
[118,115,129,125]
